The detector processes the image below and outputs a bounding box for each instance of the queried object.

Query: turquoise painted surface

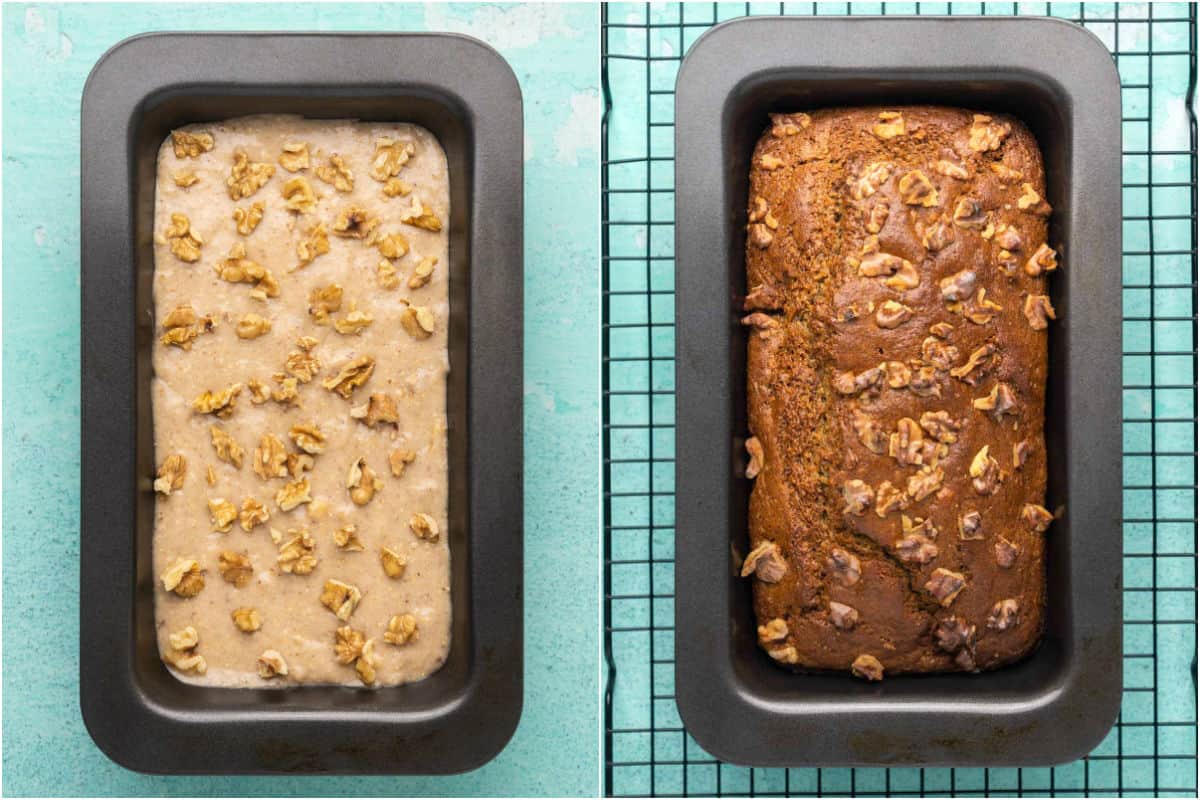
[605,2,1196,797]
[2,3,599,796]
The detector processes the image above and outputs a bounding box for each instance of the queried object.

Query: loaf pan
[674,16,1121,767]
[80,32,523,774]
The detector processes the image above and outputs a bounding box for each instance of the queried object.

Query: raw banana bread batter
[152,115,450,687]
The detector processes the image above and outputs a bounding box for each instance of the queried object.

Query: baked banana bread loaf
[741,106,1059,680]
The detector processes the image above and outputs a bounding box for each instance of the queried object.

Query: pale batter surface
[151,115,450,687]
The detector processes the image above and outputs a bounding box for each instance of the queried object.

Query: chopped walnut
[381,546,408,578]
[233,201,265,235]
[994,224,1023,251]
[165,648,208,674]
[227,149,275,200]
[404,513,437,544]
[408,256,438,289]
[909,365,942,398]
[239,498,270,532]
[885,361,911,389]
[858,251,910,278]
[889,417,926,466]
[950,343,996,384]
[400,196,443,231]
[930,322,954,339]
[875,300,913,329]
[851,654,884,681]
[245,379,270,405]
[1023,294,1056,330]
[257,649,288,678]
[334,625,366,664]
[768,645,799,664]
[770,113,809,136]
[852,410,888,454]
[990,162,1024,183]
[973,382,1018,421]
[206,466,217,486]
[826,547,861,587]
[969,446,1003,495]
[218,550,254,587]
[920,219,955,251]
[758,154,783,170]
[172,170,199,188]
[895,531,938,564]
[383,177,413,197]
[389,449,417,478]
[333,524,364,552]
[208,498,237,532]
[315,153,355,192]
[235,313,272,340]
[356,639,378,685]
[288,422,326,455]
[164,212,203,262]
[304,285,343,328]
[323,355,375,398]
[375,232,410,260]
[159,304,215,350]
[253,433,289,480]
[285,452,314,478]
[829,602,859,631]
[161,558,205,597]
[925,568,967,607]
[278,141,310,172]
[842,479,874,515]
[833,365,884,397]
[748,222,774,250]
[741,541,787,583]
[884,262,920,291]
[898,170,939,207]
[939,269,977,303]
[907,467,944,502]
[921,336,960,371]
[1017,182,1043,211]
[874,480,909,517]
[850,161,892,200]
[871,110,905,139]
[919,410,959,443]
[1022,503,1055,532]
[334,308,375,335]
[169,626,199,651]
[400,305,437,339]
[332,205,377,239]
[934,159,969,180]
[320,578,363,621]
[154,454,187,495]
[171,130,215,159]
[987,598,1020,631]
[741,312,779,338]
[952,196,988,229]
[377,259,401,290]
[281,176,318,213]
[757,618,789,643]
[296,222,331,266]
[934,617,976,670]
[1013,440,1031,470]
[277,529,317,574]
[215,243,279,298]
[995,537,1020,568]
[1024,242,1058,276]
[866,202,890,233]
[370,137,415,181]
[968,114,1011,152]
[744,436,764,479]
[962,288,1004,325]
[384,613,419,646]
[276,478,313,512]
[347,459,384,506]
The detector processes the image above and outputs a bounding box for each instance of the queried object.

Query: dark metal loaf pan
[674,16,1121,767]
[80,32,523,774]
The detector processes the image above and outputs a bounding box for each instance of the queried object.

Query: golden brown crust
[744,106,1052,677]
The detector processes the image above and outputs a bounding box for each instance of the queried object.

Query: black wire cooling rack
[601,2,1198,797]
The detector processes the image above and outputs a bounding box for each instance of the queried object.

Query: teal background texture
[2,2,599,796]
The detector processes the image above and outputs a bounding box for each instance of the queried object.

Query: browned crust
[745,106,1050,676]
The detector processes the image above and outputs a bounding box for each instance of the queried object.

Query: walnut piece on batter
[276,528,318,575]
[320,579,363,621]
[347,458,383,506]
[161,558,205,597]
[384,614,418,646]
[171,130,214,159]
[409,512,440,542]
[322,355,375,399]
[154,454,187,495]
[381,546,408,578]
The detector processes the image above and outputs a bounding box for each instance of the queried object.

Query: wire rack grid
[602,2,1197,797]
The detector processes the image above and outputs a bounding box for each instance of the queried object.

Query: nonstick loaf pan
[80,32,523,774]
[674,16,1121,767]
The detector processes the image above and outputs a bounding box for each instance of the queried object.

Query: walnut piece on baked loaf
[742,107,1057,680]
